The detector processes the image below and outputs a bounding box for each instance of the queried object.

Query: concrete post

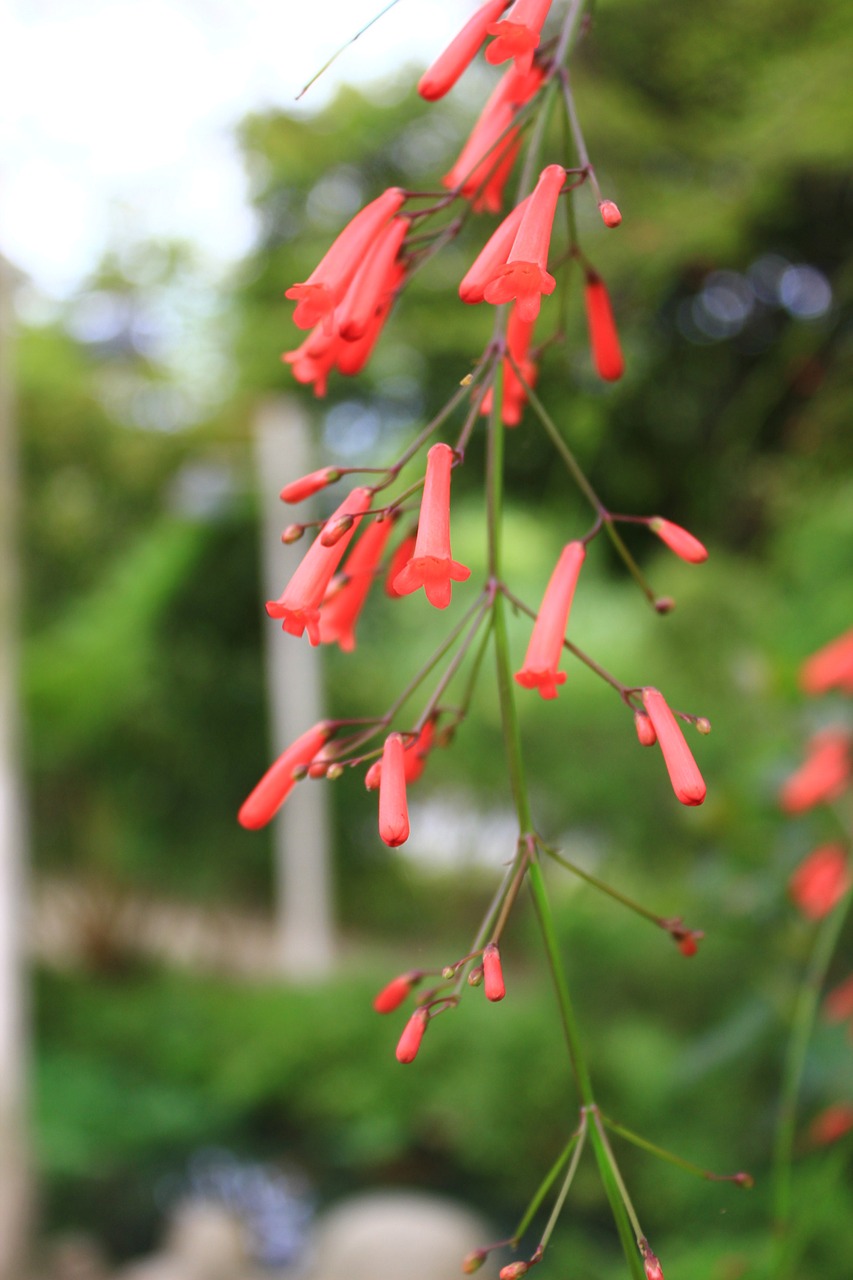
[254,398,335,979]
[0,255,33,1276]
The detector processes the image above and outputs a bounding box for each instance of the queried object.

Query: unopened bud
[468,964,484,987]
[291,764,309,782]
[280,466,341,504]
[634,710,657,747]
[483,942,506,1002]
[654,596,675,615]
[643,1259,663,1280]
[500,1264,529,1280]
[374,973,415,1015]
[442,966,456,980]
[462,1251,487,1275]
[321,514,354,547]
[326,763,344,780]
[695,716,711,735]
[282,524,305,544]
[599,199,622,228]
[732,1171,754,1188]
[677,933,699,958]
[307,760,328,779]
[395,1008,429,1064]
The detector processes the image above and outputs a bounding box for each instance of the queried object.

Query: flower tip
[599,199,622,228]
[654,596,676,615]
[732,1171,755,1189]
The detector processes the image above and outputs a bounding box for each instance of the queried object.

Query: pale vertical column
[254,398,335,978]
[0,255,32,1276]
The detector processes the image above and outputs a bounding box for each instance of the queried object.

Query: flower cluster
[241,5,738,1277]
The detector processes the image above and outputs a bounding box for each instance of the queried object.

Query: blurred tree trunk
[0,255,33,1274]
[255,399,335,978]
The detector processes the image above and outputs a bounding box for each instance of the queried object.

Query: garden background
[4,0,853,1276]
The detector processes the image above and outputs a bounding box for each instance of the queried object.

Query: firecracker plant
[238,3,756,1277]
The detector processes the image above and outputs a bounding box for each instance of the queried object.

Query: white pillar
[254,398,335,979]
[0,255,32,1277]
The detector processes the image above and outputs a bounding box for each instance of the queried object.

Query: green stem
[486,360,645,1280]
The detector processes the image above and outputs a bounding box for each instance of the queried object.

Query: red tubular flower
[483,164,566,322]
[334,216,408,342]
[648,516,708,564]
[418,0,510,100]
[365,719,436,790]
[779,728,851,815]
[282,325,341,397]
[238,721,332,830]
[285,187,406,331]
[483,943,506,1001]
[280,467,341,504]
[317,515,396,651]
[373,972,416,1014]
[641,687,707,806]
[486,0,553,75]
[584,272,624,381]
[808,1103,853,1146]
[444,66,543,210]
[634,710,657,746]
[800,628,853,696]
[479,306,537,426]
[378,733,410,847]
[334,261,405,377]
[790,844,851,920]
[515,541,585,699]
[824,974,853,1023]
[460,195,532,304]
[396,1008,429,1063]
[392,443,471,608]
[385,532,418,597]
[266,486,372,644]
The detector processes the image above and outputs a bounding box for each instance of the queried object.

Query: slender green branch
[512,1131,581,1245]
[603,1114,753,1186]
[296,0,405,98]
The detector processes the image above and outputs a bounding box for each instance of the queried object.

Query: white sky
[0,0,464,296]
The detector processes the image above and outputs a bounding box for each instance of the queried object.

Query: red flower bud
[280,467,341,504]
[634,710,657,747]
[373,973,415,1014]
[789,844,851,920]
[808,1102,853,1146]
[396,1008,429,1064]
[378,733,410,847]
[599,199,622,228]
[642,687,706,807]
[238,722,332,830]
[780,729,851,815]
[584,272,624,382]
[483,943,506,1001]
[800,627,853,696]
[648,516,708,564]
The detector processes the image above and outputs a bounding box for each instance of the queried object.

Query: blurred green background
[12,0,853,1276]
